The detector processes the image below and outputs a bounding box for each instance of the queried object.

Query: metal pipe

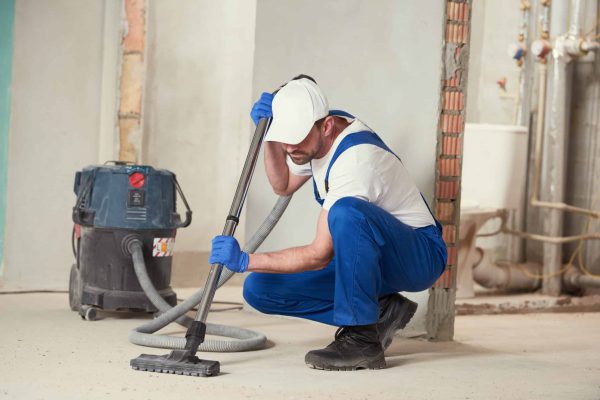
[504,227,600,243]
[472,248,542,291]
[563,266,600,290]
[541,0,572,295]
[527,0,600,220]
[568,0,583,38]
[193,118,270,324]
[531,62,548,203]
[541,0,551,38]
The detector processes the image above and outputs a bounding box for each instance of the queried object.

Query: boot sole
[305,355,387,371]
[381,299,418,350]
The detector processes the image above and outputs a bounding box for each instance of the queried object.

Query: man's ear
[322,116,335,137]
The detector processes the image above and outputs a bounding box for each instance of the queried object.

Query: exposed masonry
[118,0,146,163]
[427,0,472,341]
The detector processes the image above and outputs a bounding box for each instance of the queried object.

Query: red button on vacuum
[129,172,145,188]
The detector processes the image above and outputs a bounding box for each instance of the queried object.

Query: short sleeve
[286,155,313,177]
[322,155,384,210]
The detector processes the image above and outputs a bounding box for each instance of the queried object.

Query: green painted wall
[0,0,16,269]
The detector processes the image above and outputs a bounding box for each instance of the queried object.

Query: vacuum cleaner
[69,162,191,320]
[69,103,288,377]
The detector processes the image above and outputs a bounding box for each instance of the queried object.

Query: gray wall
[246,0,443,251]
[245,0,445,333]
[0,0,257,289]
[1,1,105,290]
[142,0,257,278]
[1,0,446,305]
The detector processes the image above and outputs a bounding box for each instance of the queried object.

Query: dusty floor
[1,287,599,400]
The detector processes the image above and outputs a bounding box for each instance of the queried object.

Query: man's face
[282,123,324,165]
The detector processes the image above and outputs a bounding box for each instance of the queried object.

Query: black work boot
[377,293,418,350]
[305,324,386,371]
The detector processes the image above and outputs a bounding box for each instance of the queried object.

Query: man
[209,76,447,371]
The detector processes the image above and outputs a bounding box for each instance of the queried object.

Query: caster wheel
[79,305,97,321]
[68,264,82,312]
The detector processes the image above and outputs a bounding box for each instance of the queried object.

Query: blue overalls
[243,111,447,326]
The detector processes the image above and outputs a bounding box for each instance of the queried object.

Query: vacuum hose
[128,195,292,352]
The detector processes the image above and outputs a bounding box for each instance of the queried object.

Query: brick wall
[427,0,472,340]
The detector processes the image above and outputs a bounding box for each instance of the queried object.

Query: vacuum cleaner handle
[173,175,193,228]
[192,116,271,326]
[184,75,314,355]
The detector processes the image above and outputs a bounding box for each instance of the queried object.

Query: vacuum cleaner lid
[72,163,192,230]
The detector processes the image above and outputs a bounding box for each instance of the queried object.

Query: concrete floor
[1,287,599,400]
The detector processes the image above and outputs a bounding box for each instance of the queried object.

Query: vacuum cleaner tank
[69,163,191,315]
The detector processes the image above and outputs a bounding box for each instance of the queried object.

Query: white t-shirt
[287,119,435,228]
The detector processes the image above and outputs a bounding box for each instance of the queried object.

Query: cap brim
[264,116,314,145]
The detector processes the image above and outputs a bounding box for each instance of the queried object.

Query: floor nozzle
[131,352,220,377]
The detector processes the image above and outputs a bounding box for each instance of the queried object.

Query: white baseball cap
[264,78,329,145]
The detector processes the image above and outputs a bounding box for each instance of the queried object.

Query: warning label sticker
[153,238,175,257]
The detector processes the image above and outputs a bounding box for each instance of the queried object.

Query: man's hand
[250,92,274,125]
[209,235,249,273]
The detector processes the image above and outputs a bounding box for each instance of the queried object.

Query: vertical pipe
[568,0,583,37]
[541,0,572,295]
[0,0,15,272]
[524,0,547,264]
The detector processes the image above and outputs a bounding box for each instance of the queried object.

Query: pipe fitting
[531,39,552,60]
[509,43,527,65]
[563,267,600,292]
[472,248,542,291]
[121,234,143,257]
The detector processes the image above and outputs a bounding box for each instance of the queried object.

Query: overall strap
[311,109,356,205]
[328,109,356,119]
[315,129,442,230]
[311,164,325,206]
[312,130,395,205]
[323,131,399,193]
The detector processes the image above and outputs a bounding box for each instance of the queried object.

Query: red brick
[119,53,143,115]
[436,180,457,199]
[447,246,458,265]
[123,0,146,53]
[436,202,454,222]
[438,158,460,176]
[442,135,462,155]
[434,268,454,289]
[442,224,456,244]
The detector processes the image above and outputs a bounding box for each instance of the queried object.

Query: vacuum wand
[193,116,270,324]
[130,117,271,377]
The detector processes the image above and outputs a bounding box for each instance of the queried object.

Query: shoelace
[333,326,368,345]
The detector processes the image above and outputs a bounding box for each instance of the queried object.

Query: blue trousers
[243,197,447,326]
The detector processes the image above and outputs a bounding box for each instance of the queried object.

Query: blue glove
[250,92,274,125]
[209,235,249,273]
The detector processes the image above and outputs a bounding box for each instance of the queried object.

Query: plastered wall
[1,0,445,315]
[245,0,445,333]
[141,1,257,281]
[1,0,257,289]
[1,0,105,290]
[246,0,443,250]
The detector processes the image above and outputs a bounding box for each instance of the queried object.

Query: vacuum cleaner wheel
[68,264,82,312]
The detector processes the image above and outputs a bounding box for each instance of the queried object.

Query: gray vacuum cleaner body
[69,162,191,316]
